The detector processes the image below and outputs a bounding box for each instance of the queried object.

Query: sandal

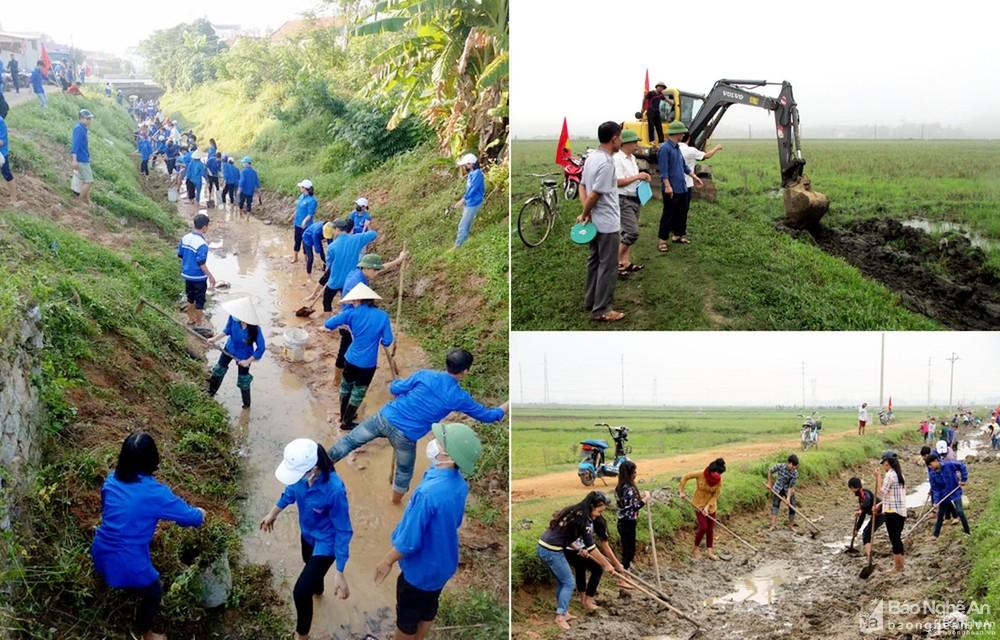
[657,241,669,253]
[626,263,645,272]
[593,310,626,322]
[673,236,691,244]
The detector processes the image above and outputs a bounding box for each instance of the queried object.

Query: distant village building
[270,16,345,45]
[0,31,45,70]
[211,23,243,44]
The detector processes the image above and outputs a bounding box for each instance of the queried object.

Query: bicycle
[517,173,561,247]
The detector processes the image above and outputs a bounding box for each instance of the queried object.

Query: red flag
[555,117,571,166]
[40,45,52,74]
[644,69,650,97]
[888,397,892,412]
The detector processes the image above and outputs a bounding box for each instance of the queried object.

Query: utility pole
[620,354,625,408]
[879,333,885,409]
[542,355,550,404]
[947,352,960,407]
[801,361,806,409]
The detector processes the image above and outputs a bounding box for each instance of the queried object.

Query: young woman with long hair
[679,457,726,560]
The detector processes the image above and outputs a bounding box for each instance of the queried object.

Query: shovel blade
[295,306,316,317]
[859,564,875,580]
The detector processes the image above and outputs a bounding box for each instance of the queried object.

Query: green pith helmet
[357,253,385,270]
[620,129,640,144]
[666,121,689,135]
[431,422,481,477]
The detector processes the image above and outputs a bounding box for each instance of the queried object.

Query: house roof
[270,16,343,42]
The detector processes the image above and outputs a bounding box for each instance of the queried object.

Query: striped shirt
[177,231,209,281]
[769,463,798,493]
[880,469,907,516]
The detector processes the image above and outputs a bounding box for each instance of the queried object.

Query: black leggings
[222,183,237,204]
[883,512,906,555]
[336,329,353,368]
[564,550,603,597]
[239,192,254,212]
[140,159,149,176]
[128,579,162,633]
[322,287,342,313]
[294,537,336,635]
[617,518,638,570]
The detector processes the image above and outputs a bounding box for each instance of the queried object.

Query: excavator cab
[625,88,705,149]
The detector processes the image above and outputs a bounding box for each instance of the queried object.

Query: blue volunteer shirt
[323,304,393,369]
[186,159,205,184]
[325,231,377,291]
[206,145,217,158]
[178,150,192,167]
[177,231,209,281]
[276,472,353,571]
[137,137,152,161]
[657,138,690,194]
[380,369,506,442]
[222,162,240,183]
[165,144,179,160]
[156,138,167,154]
[222,315,266,361]
[239,166,260,195]
[349,209,371,234]
[30,68,44,93]
[929,460,968,503]
[302,221,327,255]
[71,123,90,163]
[392,466,468,591]
[91,474,203,588]
[0,116,9,159]
[341,268,368,305]
[464,168,485,207]
[206,156,221,176]
[294,193,318,228]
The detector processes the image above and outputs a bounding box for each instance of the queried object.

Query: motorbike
[562,151,587,200]
[878,408,895,425]
[578,423,631,486]
[798,412,823,450]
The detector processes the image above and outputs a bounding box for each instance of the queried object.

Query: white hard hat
[456,153,478,167]
[355,197,369,207]
[221,297,260,326]
[341,283,382,303]
[274,438,318,485]
[297,179,313,189]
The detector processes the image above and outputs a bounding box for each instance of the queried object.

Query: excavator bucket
[783,175,829,228]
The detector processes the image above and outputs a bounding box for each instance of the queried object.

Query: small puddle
[907,481,931,510]
[901,219,1000,251]
[707,560,790,606]
[176,196,429,638]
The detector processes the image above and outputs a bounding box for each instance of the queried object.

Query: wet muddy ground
[781,218,1000,330]
[517,425,1000,640]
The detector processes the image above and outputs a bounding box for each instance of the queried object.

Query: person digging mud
[858,402,869,436]
[91,433,206,640]
[375,423,481,640]
[680,458,726,560]
[536,491,617,630]
[260,439,353,640]
[874,450,908,572]
[327,348,508,504]
[926,453,971,538]
[767,454,799,531]
[290,179,317,265]
[656,120,703,251]
[177,213,216,331]
[300,218,330,279]
[205,297,265,409]
[564,509,625,607]
[848,477,883,558]
[71,109,95,205]
[322,283,394,430]
[614,460,648,581]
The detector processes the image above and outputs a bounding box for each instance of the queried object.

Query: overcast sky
[511,0,1000,139]
[510,332,1000,407]
[0,0,324,57]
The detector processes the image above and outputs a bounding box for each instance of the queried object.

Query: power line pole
[542,355,550,404]
[879,333,885,409]
[801,361,806,409]
[620,354,625,407]
[946,352,960,407]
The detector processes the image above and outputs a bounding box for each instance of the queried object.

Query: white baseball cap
[355,197,368,207]
[297,179,313,189]
[935,440,949,455]
[456,153,478,167]
[274,438,319,485]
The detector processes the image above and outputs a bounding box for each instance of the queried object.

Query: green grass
[511,138,1000,330]
[511,406,928,479]
[966,464,1000,637]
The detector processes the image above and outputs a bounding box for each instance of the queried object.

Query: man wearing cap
[185,150,206,203]
[0,112,15,203]
[221,156,239,207]
[178,213,216,329]
[291,179,318,264]
[238,156,260,216]
[644,82,672,144]
[613,129,650,275]
[321,219,378,313]
[72,110,95,204]
[350,197,371,235]
[164,139,179,177]
[205,297,265,409]
[926,453,970,538]
[323,283,394,430]
[375,422,480,639]
[656,120,703,252]
[454,153,485,247]
[578,121,625,322]
[30,61,47,109]
[329,348,508,504]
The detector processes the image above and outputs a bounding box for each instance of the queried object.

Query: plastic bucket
[167,186,179,202]
[284,328,309,362]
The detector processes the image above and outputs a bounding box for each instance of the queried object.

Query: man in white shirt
[613,129,650,275]
[858,402,869,436]
[678,136,723,230]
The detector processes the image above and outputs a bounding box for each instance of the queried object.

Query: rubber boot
[339,393,350,425]
[237,374,253,409]
[340,404,359,431]
[208,375,224,396]
[240,388,251,409]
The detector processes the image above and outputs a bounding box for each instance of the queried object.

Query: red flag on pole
[555,117,571,166]
[40,45,52,74]
[644,69,650,96]
[888,396,892,412]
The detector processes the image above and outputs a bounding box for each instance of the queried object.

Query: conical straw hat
[341,283,382,303]
[221,297,260,325]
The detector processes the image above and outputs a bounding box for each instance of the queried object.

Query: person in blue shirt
[185,149,206,203]
[136,128,153,177]
[205,297,265,409]
[0,114,16,202]
[221,156,240,207]
[71,109,95,203]
[152,135,167,171]
[260,439,353,640]
[301,219,329,277]
[375,422,481,638]
[290,179,318,264]
[349,197,372,234]
[205,151,222,204]
[453,153,485,247]
[926,453,970,538]
[238,156,260,218]
[164,140,179,176]
[305,219,378,313]
[177,213,216,328]
[30,61,47,108]
[206,138,217,159]
[323,283,394,430]
[656,120,703,251]
[91,432,205,640]
[329,348,508,504]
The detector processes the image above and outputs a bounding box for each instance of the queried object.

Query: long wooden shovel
[136,297,238,360]
[903,485,961,539]
[844,524,860,555]
[763,482,822,538]
[619,571,702,629]
[677,495,759,553]
[391,244,407,358]
[646,503,662,591]
[381,344,401,487]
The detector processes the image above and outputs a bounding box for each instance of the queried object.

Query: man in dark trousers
[7,56,19,94]
[645,81,672,144]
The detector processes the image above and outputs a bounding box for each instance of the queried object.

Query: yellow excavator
[626,79,829,228]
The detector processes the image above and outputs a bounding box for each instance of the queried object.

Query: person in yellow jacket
[678,458,726,560]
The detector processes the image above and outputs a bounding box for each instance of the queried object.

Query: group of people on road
[575,115,723,322]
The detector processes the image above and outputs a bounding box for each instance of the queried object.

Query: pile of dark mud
[783,218,1000,329]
